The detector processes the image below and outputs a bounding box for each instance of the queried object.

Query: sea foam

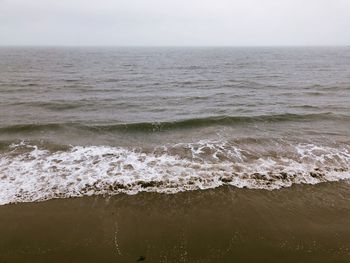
[0,140,349,205]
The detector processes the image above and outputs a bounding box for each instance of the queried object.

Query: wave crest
[0,140,349,205]
[0,112,343,134]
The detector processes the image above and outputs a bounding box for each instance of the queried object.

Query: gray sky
[0,0,349,46]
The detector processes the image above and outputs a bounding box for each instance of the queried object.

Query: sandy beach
[1,182,349,262]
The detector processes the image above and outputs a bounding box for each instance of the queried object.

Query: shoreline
[1,182,350,262]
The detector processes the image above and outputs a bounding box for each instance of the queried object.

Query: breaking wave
[0,140,349,205]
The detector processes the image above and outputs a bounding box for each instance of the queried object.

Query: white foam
[0,141,349,205]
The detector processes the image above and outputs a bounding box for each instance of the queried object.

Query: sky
[0,0,349,46]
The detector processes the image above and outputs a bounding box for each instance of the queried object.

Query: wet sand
[1,182,350,263]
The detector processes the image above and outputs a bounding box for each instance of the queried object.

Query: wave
[14,101,84,111]
[0,140,349,205]
[0,112,343,134]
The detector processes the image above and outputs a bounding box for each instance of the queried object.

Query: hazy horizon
[1,0,349,46]
[0,45,349,48]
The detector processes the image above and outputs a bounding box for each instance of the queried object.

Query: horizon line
[0,44,349,48]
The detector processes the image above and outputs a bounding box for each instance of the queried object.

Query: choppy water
[0,47,349,205]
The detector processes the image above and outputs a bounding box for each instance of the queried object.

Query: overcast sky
[0,0,349,46]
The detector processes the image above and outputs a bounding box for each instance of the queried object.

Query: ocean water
[0,47,350,205]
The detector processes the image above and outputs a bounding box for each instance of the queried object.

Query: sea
[0,46,349,205]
